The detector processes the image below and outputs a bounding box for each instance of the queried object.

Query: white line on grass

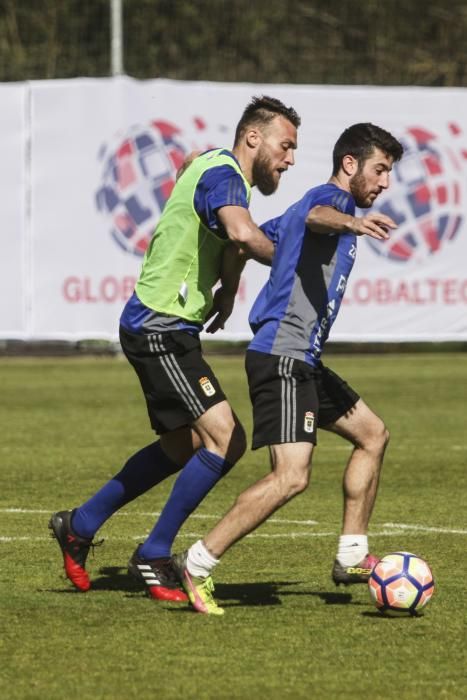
[0,508,465,535]
[1,528,465,543]
[0,536,46,542]
[0,508,318,526]
[383,522,467,535]
[1,533,334,542]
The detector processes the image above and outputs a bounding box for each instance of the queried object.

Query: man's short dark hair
[332,123,403,175]
[234,95,301,146]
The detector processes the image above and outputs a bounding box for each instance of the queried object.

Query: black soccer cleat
[332,554,380,586]
[48,510,102,592]
[128,546,188,602]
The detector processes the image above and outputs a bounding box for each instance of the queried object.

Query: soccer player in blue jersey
[49,96,300,600]
[173,123,404,614]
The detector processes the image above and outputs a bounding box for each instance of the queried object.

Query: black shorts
[245,350,360,449]
[120,326,226,434]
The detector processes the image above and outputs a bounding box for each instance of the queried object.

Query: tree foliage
[1,0,466,85]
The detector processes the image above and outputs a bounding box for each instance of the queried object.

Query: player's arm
[205,244,247,334]
[197,163,275,264]
[176,150,202,180]
[217,205,275,264]
[306,205,396,240]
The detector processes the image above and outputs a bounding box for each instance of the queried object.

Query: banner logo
[96,118,223,257]
[364,124,467,264]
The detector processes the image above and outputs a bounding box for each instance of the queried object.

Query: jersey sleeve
[259,216,282,246]
[194,165,249,237]
[310,188,354,215]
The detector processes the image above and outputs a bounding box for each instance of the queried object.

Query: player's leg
[130,402,245,603]
[49,327,202,593]
[129,331,246,582]
[48,431,197,591]
[137,401,246,561]
[317,366,389,584]
[201,351,317,556]
[172,350,317,614]
[173,441,313,614]
[70,428,200,539]
[326,399,389,536]
[207,441,313,556]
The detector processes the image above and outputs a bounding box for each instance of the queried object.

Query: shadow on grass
[92,566,145,594]
[44,568,355,608]
[361,611,421,619]
[313,591,353,605]
[187,583,354,609]
[100,573,291,606]
[213,581,292,607]
[43,566,143,596]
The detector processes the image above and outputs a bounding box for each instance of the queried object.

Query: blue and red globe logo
[365,124,467,263]
[96,121,186,256]
[96,118,221,256]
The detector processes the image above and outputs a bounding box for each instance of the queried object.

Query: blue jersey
[120,150,248,335]
[248,183,357,367]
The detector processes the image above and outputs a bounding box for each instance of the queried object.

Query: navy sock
[139,448,233,560]
[71,441,181,539]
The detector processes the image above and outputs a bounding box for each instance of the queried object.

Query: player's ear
[342,154,358,176]
[245,128,261,150]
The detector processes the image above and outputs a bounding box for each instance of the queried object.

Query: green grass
[0,353,466,700]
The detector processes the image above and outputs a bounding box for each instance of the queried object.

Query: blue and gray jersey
[248,183,356,367]
[120,150,249,335]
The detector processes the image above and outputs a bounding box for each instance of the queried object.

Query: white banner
[1,77,467,341]
[0,84,27,337]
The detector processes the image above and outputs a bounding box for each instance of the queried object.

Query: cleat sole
[148,585,188,602]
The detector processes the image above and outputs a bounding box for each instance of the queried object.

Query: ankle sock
[337,534,368,566]
[186,539,219,578]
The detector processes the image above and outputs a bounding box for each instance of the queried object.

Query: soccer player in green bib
[49,96,300,601]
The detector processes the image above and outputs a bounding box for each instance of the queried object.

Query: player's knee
[382,425,390,448]
[206,419,246,463]
[277,467,310,500]
[365,417,389,455]
[291,470,310,496]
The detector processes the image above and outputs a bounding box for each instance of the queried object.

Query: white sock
[337,535,368,566]
[186,539,219,578]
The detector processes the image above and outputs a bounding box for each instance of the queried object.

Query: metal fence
[1,0,467,85]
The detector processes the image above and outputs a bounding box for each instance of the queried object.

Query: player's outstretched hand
[352,212,397,240]
[204,287,235,334]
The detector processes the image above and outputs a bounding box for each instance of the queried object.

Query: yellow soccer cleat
[172,552,224,616]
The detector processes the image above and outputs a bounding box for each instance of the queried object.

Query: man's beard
[252,149,278,196]
[349,169,372,208]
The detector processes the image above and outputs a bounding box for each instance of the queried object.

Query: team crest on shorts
[304,411,315,433]
[199,376,216,397]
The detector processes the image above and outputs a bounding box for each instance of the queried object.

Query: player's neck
[328,173,350,193]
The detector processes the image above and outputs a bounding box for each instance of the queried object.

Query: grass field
[0,352,466,700]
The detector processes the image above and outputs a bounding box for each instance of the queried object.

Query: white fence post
[110,0,124,76]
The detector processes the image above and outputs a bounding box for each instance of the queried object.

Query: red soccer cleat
[128,546,188,602]
[49,510,102,591]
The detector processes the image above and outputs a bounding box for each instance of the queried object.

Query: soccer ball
[368,552,435,616]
